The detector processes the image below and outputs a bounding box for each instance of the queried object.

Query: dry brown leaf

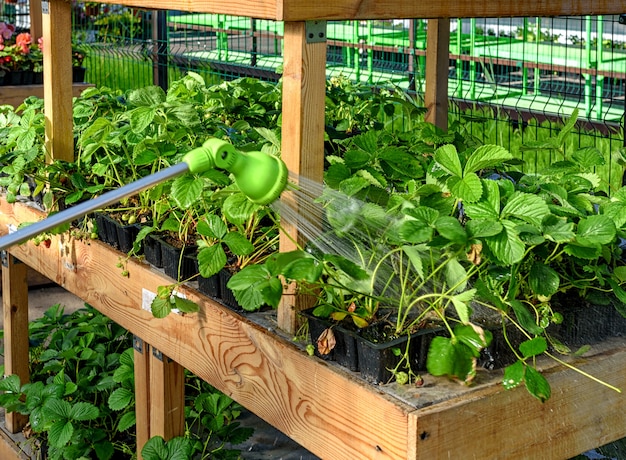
[317,328,336,355]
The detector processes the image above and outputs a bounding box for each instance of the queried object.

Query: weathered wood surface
[87,0,625,20]
[0,200,413,459]
[2,199,626,458]
[424,19,450,130]
[1,254,29,434]
[0,84,93,109]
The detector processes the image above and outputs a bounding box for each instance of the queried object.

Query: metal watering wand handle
[0,139,287,251]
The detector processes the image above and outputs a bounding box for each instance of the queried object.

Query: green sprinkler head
[182,138,288,205]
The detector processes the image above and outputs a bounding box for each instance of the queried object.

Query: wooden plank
[133,338,151,460]
[410,342,626,459]
[424,19,450,130]
[0,199,413,459]
[277,21,326,334]
[29,0,43,40]
[0,84,93,109]
[148,348,185,441]
[1,253,29,433]
[99,0,626,20]
[0,426,28,460]
[42,0,74,162]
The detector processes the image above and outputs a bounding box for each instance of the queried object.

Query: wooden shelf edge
[2,198,626,458]
[0,83,93,108]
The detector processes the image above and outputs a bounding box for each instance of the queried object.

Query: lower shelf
[0,83,93,108]
[1,198,626,459]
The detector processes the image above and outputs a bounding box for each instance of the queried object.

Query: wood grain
[89,1,626,19]
[1,254,29,434]
[0,200,412,459]
[424,19,450,130]
[0,84,93,109]
[42,0,74,162]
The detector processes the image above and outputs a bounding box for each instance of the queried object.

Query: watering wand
[0,138,288,251]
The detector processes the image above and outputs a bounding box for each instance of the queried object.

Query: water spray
[0,138,288,251]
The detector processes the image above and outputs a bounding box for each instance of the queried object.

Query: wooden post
[148,347,185,441]
[29,0,43,40]
[424,18,450,131]
[42,0,74,162]
[1,252,29,433]
[133,337,151,459]
[277,21,327,334]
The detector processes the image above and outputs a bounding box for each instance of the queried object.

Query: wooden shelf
[114,0,625,20]
[2,198,626,458]
[0,83,92,108]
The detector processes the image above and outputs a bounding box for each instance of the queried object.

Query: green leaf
[222,232,255,256]
[94,440,115,460]
[450,290,476,324]
[109,388,134,411]
[44,398,71,420]
[398,219,433,244]
[510,300,544,335]
[519,336,548,358]
[172,297,200,314]
[529,263,560,297]
[606,279,626,308]
[222,193,260,225]
[501,192,549,227]
[466,219,503,238]
[0,374,22,393]
[281,257,323,283]
[129,106,157,133]
[128,85,166,107]
[542,218,575,243]
[524,365,551,402]
[117,411,136,432]
[426,335,476,382]
[170,175,203,209]
[503,360,525,389]
[69,401,99,421]
[485,220,525,265]
[448,173,483,203]
[576,215,616,246]
[197,245,227,278]
[402,245,425,280]
[434,144,463,177]
[48,420,74,448]
[563,242,601,259]
[435,216,467,244]
[197,214,227,239]
[463,144,513,174]
[572,146,605,169]
[454,323,492,355]
[151,296,172,319]
[444,257,468,293]
[141,436,169,460]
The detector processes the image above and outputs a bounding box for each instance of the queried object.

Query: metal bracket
[1,251,22,268]
[306,20,327,43]
[152,347,164,362]
[41,1,49,14]
[133,336,144,354]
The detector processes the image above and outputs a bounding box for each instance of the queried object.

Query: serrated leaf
[172,296,199,313]
[464,144,512,174]
[485,220,525,265]
[117,411,136,432]
[109,388,133,411]
[519,336,548,358]
[524,365,551,402]
[151,296,172,318]
[434,144,463,177]
[435,216,467,244]
[445,257,468,293]
[576,215,616,246]
[129,106,157,133]
[529,263,560,297]
[501,192,550,227]
[503,360,525,389]
[448,173,483,203]
[510,300,544,335]
[197,245,227,278]
[170,174,203,208]
[94,441,115,460]
[48,420,74,448]
[450,289,476,324]
[222,231,254,256]
[197,215,227,239]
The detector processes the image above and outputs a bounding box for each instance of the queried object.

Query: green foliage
[0,305,251,459]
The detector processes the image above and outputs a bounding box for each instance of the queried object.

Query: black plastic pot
[354,326,442,384]
[198,273,220,299]
[143,233,163,268]
[115,222,142,254]
[95,213,119,248]
[301,308,359,371]
[160,239,198,281]
[218,269,242,311]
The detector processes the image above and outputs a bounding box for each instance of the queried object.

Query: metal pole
[0,162,190,251]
